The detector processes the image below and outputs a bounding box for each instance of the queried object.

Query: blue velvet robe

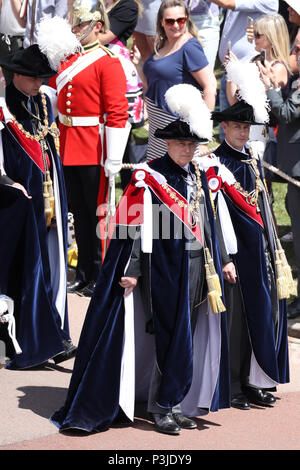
[215,141,289,384]
[50,153,230,432]
[0,83,70,369]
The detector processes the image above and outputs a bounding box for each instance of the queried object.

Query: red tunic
[49,45,129,166]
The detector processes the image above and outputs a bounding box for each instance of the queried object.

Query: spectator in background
[10,0,68,48]
[208,0,278,139]
[226,13,291,103]
[133,0,160,62]
[224,13,291,193]
[134,0,217,161]
[284,1,300,74]
[258,35,300,320]
[188,0,221,70]
[0,0,25,84]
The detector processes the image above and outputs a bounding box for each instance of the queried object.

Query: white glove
[104,159,122,181]
[104,124,131,180]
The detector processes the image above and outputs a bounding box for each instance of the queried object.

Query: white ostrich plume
[165,84,213,140]
[225,60,270,124]
[36,17,82,71]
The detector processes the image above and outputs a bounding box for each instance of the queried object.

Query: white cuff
[104,123,131,177]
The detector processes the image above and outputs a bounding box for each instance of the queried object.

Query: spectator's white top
[218,0,278,63]
[22,0,68,48]
[135,0,161,36]
[0,0,25,36]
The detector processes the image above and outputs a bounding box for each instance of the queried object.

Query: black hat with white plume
[154,84,213,143]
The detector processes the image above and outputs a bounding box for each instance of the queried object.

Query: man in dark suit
[259,46,300,319]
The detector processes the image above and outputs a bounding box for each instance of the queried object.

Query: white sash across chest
[56,48,107,95]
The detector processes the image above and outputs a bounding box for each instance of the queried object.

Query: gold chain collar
[161,161,203,225]
[11,92,60,143]
[233,151,262,207]
[12,92,49,142]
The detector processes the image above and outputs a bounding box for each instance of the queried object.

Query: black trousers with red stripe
[63,165,102,284]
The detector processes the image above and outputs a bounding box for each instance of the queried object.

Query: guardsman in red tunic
[43,1,130,296]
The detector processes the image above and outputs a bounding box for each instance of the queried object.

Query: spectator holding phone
[225,14,291,104]
[284,1,300,73]
[258,36,300,320]
[224,13,291,205]
[209,0,279,139]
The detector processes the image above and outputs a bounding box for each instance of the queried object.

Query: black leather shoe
[67,279,87,293]
[262,390,276,404]
[152,413,181,435]
[287,299,300,319]
[231,393,250,410]
[53,340,77,365]
[79,282,96,297]
[242,386,276,406]
[173,413,197,429]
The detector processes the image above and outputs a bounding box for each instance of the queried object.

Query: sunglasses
[164,17,187,26]
[254,31,264,39]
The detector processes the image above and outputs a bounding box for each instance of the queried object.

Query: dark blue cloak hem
[50,154,230,432]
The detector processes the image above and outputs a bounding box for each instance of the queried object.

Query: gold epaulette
[98,44,118,59]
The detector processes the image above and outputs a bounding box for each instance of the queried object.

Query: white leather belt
[58,112,100,127]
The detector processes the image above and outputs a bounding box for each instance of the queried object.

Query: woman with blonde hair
[226,13,291,106]
[251,13,291,86]
[224,13,291,212]
[135,0,217,161]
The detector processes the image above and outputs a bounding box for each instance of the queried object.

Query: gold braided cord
[234,155,262,207]
[161,161,202,214]
[11,91,59,227]
[12,93,49,141]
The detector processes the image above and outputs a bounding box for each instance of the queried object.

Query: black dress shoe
[152,413,181,435]
[173,413,197,429]
[53,340,77,365]
[79,282,96,297]
[67,279,87,293]
[262,390,276,404]
[242,386,275,406]
[231,393,250,410]
[287,299,300,319]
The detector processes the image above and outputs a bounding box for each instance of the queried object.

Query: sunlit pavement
[1,293,300,451]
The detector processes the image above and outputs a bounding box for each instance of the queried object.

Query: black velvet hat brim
[154,119,208,143]
[0,44,56,78]
[211,101,262,125]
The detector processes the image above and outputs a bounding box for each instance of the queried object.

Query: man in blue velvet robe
[50,119,232,435]
[211,100,290,410]
[0,45,77,369]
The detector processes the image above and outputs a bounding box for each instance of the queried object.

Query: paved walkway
[1,293,300,451]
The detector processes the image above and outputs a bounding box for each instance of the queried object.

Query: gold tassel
[205,263,226,313]
[43,180,52,227]
[50,122,61,156]
[275,250,290,300]
[205,247,222,296]
[46,170,55,219]
[277,243,297,297]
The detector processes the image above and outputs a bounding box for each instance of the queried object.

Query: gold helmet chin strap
[76,20,98,43]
